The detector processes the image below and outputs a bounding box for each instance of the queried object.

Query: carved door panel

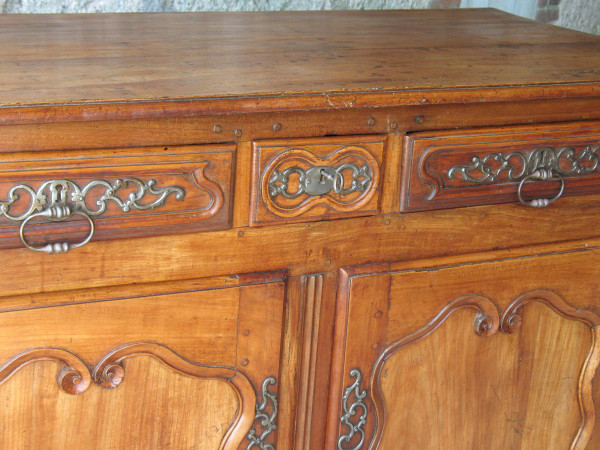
[326,248,600,449]
[0,271,285,449]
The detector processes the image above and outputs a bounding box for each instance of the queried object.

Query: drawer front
[401,122,600,212]
[0,271,285,449]
[0,144,233,252]
[250,135,385,226]
[327,249,600,448]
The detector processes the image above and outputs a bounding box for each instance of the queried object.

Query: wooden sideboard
[1,8,600,449]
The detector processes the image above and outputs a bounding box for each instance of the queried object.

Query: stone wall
[0,0,598,35]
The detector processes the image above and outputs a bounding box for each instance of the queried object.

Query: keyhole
[319,169,332,184]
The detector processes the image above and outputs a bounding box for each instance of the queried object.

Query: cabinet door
[0,272,285,449]
[327,248,600,449]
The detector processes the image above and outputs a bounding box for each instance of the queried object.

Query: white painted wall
[460,0,538,19]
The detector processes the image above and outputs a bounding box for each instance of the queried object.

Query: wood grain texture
[0,272,286,449]
[1,9,600,124]
[328,248,600,449]
[251,135,385,226]
[3,9,600,448]
[0,358,240,449]
[401,121,600,211]
[0,144,233,249]
[3,192,600,298]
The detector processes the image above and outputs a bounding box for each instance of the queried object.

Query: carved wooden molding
[191,163,225,219]
[0,341,256,449]
[262,146,380,217]
[367,290,600,450]
[370,294,500,448]
[500,290,600,450]
[251,137,385,225]
[296,274,324,449]
[401,126,600,212]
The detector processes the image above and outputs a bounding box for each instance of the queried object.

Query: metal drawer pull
[20,205,94,254]
[517,169,565,208]
[1,178,185,254]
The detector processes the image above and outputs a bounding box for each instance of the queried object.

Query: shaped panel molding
[0,144,234,250]
[400,122,600,211]
[327,259,600,450]
[0,342,256,449]
[251,136,385,226]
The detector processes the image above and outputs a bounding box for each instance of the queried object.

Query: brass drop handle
[517,169,565,208]
[19,204,94,254]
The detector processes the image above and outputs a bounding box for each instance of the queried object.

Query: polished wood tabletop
[1,8,600,113]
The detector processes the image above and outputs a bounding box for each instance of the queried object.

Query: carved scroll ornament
[366,291,600,449]
[0,342,256,449]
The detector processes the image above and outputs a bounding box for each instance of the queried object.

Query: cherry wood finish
[0,271,285,449]
[0,144,233,249]
[401,121,600,211]
[251,136,385,226]
[327,249,600,449]
[1,8,600,449]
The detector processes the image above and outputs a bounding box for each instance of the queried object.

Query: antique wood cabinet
[1,8,600,449]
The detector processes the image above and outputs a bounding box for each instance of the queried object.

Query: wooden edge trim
[573,326,600,450]
[325,265,391,448]
[236,270,287,285]
[324,268,353,449]
[296,274,324,448]
[2,85,600,125]
[369,295,500,449]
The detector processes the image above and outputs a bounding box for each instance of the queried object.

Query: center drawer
[250,135,386,226]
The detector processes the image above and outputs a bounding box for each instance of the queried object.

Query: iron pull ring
[19,204,95,254]
[517,169,565,208]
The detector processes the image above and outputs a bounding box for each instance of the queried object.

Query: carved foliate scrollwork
[447,146,600,184]
[247,376,278,449]
[338,369,368,450]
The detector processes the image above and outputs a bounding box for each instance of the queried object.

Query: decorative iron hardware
[247,376,278,450]
[268,163,372,199]
[447,146,600,184]
[338,369,368,450]
[1,178,184,254]
[517,169,565,208]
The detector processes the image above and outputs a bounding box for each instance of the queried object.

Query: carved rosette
[261,146,380,218]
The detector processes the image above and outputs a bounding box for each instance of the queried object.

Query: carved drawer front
[250,135,385,226]
[0,271,285,449]
[0,144,233,253]
[401,121,600,211]
[327,249,600,449]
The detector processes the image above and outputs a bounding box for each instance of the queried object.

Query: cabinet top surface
[1,8,600,111]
